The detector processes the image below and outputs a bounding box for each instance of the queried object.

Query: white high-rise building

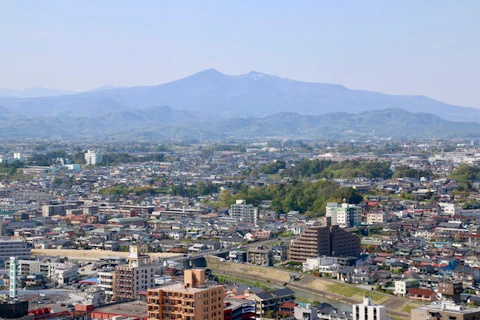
[230,200,259,224]
[353,297,386,320]
[13,153,24,163]
[326,202,362,228]
[85,150,103,165]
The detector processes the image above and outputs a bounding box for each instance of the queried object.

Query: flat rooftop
[151,282,221,293]
[416,302,480,315]
[94,300,148,317]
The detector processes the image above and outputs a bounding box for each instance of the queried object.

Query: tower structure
[9,257,18,300]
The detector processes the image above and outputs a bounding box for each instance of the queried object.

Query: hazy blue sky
[1,1,479,107]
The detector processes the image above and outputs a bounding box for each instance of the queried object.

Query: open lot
[32,249,180,260]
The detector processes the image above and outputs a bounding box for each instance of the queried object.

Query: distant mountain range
[0,69,479,122]
[1,69,479,140]
[0,108,478,140]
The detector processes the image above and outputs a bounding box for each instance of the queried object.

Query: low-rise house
[451,265,480,288]
[247,246,273,266]
[408,288,437,302]
[220,236,244,249]
[250,288,295,318]
[394,279,420,297]
[188,243,207,253]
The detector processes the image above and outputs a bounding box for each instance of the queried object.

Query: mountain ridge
[0,108,478,140]
[0,69,478,122]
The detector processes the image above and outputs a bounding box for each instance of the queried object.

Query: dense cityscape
[2,2,479,320]
[0,139,479,319]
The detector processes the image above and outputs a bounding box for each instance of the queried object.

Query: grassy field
[401,304,417,314]
[326,283,384,301]
[215,273,273,291]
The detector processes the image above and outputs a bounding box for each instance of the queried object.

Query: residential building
[408,288,436,302]
[147,268,224,320]
[411,301,480,320]
[13,153,24,163]
[98,269,115,303]
[352,297,386,320]
[289,219,361,263]
[85,150,103,165]
[114,245,155,301]
[250,288,295,318]
[394,279,419,297]
[438,281,463,303]
[293,303,352,320]
[223,299,256,320]
[229,200,259,224]
[366,212,386,225]
[303,256,337,273]
[246,246,273,266]
[42,203,79,217]
[0,240,31,263]
[326,202,362,228]
[53,263,78,285]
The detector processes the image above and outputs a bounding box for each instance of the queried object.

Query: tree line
[215,180,363,216]
[258,159,435,180]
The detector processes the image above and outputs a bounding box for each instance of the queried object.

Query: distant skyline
[1,1,479,107]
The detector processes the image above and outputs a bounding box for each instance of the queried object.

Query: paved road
[0,289,69,296]
[163,237,291,262]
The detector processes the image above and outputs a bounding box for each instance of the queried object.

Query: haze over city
[3,2,480,320]
[2,1,479,108]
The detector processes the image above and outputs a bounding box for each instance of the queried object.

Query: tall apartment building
[98,269,115,303]
[288,219,360,262]
[114,245,155,301]
[84,150,103,166]
[0,240,31,263]
[326,202,362,228]
[13,153,24,163]
[230,200,259,224]
[353,297,386,320]
[147,269,224,320]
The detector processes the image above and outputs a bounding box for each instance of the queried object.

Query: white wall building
[54,263,78,285]
[326,202,362,228]
[98,269,115,302]
[85,150,103,166]
[366,212,386,225]
[13,153,24,163]
[5,259,77,284]
[441,203,460,216]
[230,200,259,224]
[303,256,337,272]
[353,297,386,320]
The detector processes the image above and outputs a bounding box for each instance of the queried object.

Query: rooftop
[151,281,222,293]
[94,300,148,317]
[415,301,480,314]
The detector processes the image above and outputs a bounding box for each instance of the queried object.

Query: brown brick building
[288,219,360,262]
[147,269,224,320]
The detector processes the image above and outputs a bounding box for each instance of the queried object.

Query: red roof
[280,302,298,309]
[409,288,435,296]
